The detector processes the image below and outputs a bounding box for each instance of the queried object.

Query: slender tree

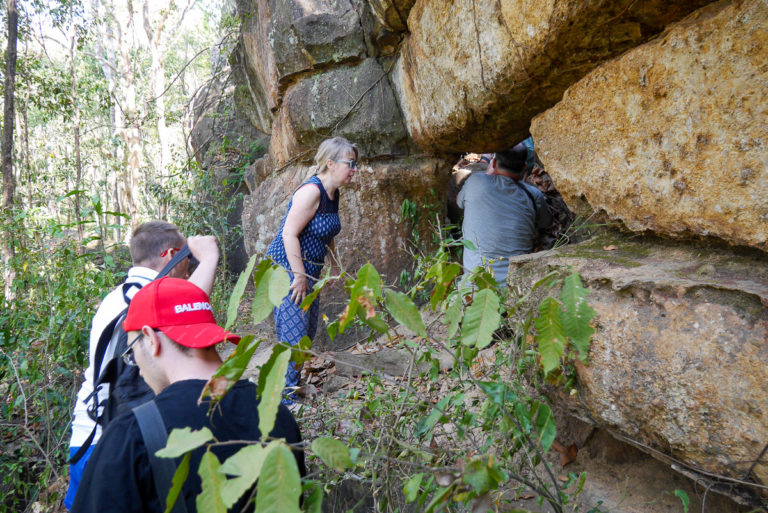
[68,1,85,246]
[2,0,19,301]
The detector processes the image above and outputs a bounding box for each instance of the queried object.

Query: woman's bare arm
[282,184,321,304]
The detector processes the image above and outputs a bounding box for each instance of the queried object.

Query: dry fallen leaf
[603,245,618,251]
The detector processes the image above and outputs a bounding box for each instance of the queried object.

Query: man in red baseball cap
[72,278,305,513]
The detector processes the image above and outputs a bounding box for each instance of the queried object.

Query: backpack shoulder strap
[514,180,537,211]
[156,246,192,278]
[133,401,190,513]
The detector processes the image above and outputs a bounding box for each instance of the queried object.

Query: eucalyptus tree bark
[107,0,141,235]
[142,0,173,187]
[68,5,85,246]
[2,0,18,301]
[92,0,124,240]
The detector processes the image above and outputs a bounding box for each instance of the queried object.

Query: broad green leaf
[355,262,382,298]
[514,402,532,434]
[311,437,353,471]
[219,442,277,508]
[156,427,214,459]
[196,452,227,513]
[470,267,496,291]
[532,401,556,452]
[268,266,291,306]
[444,297,461,339]
[200,335,260,403]
[384,289,426,337]
[299,273,330,311]
[423,485,452,513]
[429,262,461,309]
[57,189,87,202]
[327,320,339,341]
[415,396,451,438]
[252,260,276,324]
[461,239,476,251]
[290,335,312,365]
[254,444,302,513]
[304,484,323,513]
[340,263,382,333]
[535,297,567,375]
[560,273,596,361]
[164,453,190,513]
[403,473,423,502]
[226,254,258,329]
[460,289,500,348]
[358,311,389,333]
[257,344,291,437]
[463,458,492,493]
[480,381,517,406]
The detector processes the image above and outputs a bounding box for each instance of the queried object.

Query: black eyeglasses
[334,159,357,169]
[121,332,143,366]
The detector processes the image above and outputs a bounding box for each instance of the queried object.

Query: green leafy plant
[162,221,597,513]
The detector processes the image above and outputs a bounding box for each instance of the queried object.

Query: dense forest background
[0,1,247,510]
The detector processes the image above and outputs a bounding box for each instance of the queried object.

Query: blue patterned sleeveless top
[266,175,341,281]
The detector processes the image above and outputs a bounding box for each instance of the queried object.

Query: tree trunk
[116,1,141,235]
[69,6,85,247]
[2,0,19,302]
[143,0,175,218]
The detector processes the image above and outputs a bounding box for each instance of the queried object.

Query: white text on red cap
[174,302,213,314]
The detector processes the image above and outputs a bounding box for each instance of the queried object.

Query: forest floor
[222,300,751,513]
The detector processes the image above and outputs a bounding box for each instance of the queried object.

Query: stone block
[510,231,768,491]
[532,0,768,251]
[392,0,712,153]
[270,59,410,166]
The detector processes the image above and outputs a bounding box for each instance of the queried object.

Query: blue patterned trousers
[274,291,319,402]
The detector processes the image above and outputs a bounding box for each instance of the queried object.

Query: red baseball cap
[123,277,240,348]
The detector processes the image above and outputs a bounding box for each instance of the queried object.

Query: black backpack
[70,247,193,464]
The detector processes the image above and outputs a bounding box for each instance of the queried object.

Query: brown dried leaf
[200,375,230,403]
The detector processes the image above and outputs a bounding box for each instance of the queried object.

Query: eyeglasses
[159,247,181,258]
[334,159,357,169]
[121,332,143,366]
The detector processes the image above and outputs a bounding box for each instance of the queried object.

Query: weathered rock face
[367,0,415,32]
[510,232,768,494]
[242,156,450,348]
[270,58,410,166]
[392,0,713,153]
[231,0,277,133]
[532,0,768,252]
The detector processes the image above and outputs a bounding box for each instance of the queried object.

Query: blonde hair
[313,137,358,175]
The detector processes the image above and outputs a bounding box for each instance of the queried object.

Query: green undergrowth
[164,227,599,513]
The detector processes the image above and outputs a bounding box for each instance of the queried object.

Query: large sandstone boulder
[231,0,278,133]
[270,58,410,166]
[242,156,451,348]
[532,0,768,252]
[510,231,768,498]
[392,0,712,153]
[232,0,368,128]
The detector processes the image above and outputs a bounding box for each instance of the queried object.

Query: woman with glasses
[266,136,358,402]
